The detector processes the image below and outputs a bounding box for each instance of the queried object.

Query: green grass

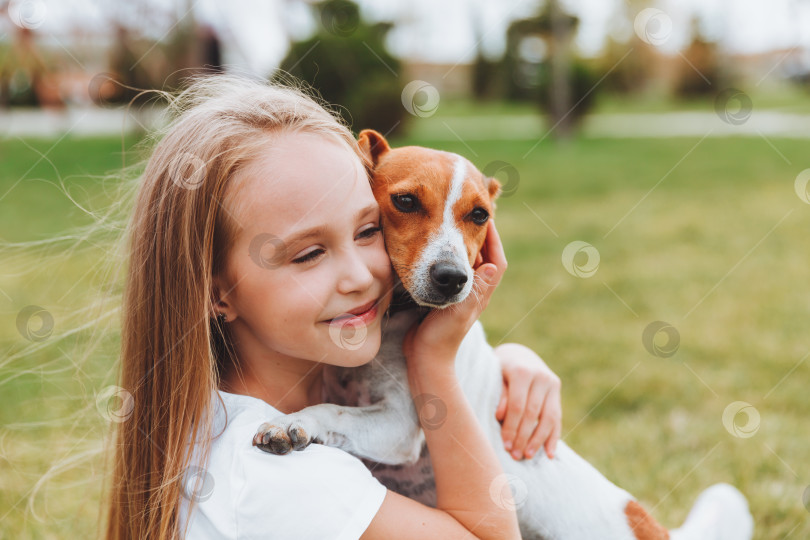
[1,132,809,538]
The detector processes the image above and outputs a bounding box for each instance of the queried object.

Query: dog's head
[358,129,501,308]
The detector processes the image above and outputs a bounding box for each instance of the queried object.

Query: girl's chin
[323,334,381,368]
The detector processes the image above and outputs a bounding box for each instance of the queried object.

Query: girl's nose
[335,247,375,295]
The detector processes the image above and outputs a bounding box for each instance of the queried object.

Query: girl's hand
[403,220,507,366]
[493,343,562,461]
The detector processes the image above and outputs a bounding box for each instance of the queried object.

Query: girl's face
[216,131,394,368]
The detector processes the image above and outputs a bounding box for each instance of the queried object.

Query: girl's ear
[358,129,390,168]
[209,277,234,320]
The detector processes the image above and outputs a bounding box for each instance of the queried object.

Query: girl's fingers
[495,378,508,422]
[499,377,529,453]
[543,384,562,458]
[510,380,548,459]
[529,386,562,459]
[544,421,561,460]
[527,413,555,459]
[477,220,507,275]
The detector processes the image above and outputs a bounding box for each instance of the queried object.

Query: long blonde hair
[104,73,364,539]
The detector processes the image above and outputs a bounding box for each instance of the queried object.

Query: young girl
[103,74,563,539]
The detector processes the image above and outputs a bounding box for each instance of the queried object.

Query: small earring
[217,312,227,324]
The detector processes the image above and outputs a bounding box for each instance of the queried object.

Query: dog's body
[319,306,649,540]
[253,131,754,540]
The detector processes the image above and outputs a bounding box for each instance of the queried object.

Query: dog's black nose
[430,263,468,298]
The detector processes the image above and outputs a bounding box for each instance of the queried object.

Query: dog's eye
[469,207,489,225]
[391,194,420,213]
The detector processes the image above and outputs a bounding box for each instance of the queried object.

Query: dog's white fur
[254,151,755,540]
[411,155,475,306]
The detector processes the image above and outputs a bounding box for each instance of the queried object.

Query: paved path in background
[414,111,810,140]
[0,107,166,138]
[2,107,810,139]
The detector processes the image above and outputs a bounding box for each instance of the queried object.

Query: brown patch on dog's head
[358,129,501,307]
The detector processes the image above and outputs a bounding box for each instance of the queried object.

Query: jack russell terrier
[252,129,754,540]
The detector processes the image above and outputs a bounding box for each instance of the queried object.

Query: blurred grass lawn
[1,128,808,538]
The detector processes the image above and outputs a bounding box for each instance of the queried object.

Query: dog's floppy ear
[358,129,390,168]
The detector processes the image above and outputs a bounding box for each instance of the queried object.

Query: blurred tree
[504,2,596,140]
[0,1,61,108]
[276,0,403,134]
[102,0,206,106]
[675,18,723,98]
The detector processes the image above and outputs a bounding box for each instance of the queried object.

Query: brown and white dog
[253,130,754,540]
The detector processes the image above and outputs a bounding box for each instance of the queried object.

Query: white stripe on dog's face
[410,155,474,306]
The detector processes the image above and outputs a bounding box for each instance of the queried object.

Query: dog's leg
[253,399,425,465]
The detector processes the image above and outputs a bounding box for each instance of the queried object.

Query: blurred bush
[276,0,404,134]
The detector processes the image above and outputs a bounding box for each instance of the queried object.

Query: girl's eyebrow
[281,203,379,245]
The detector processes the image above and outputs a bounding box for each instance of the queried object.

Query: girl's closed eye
[357,225,382,239]
[292,224,382,264]
[292,249,324,264]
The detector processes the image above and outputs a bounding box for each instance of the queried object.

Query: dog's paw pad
[253,422,293,454]
[252,420,314,454]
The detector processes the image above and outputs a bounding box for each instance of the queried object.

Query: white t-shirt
[178,389,388,539]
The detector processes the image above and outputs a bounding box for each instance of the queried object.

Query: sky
[5,0,810,78]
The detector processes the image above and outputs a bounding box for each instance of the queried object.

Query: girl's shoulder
[178,389,387,540]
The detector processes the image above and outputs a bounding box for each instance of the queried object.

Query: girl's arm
[362,220,521,540]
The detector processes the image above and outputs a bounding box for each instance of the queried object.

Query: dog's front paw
[252,415,321,455]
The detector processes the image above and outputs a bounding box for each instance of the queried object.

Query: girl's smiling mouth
[323,298,381,326]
